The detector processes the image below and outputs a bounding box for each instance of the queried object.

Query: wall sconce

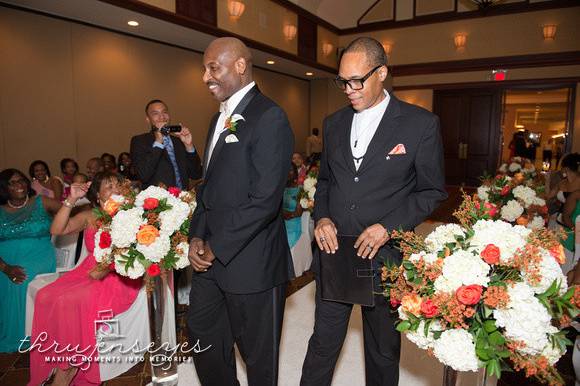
[542,24,557,40]
[322,42,334,57]
[227,0,245,20]
[454,33,467,50]
[283,24,297,41]
[382,42,392,55]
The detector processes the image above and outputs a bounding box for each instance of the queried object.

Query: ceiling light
[266,60,275,65]
[305,72,313,76]
[127,21,139,27]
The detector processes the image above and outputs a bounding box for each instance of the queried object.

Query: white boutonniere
[224,114,245,133]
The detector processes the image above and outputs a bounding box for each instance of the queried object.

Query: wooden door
[434,88,502,187]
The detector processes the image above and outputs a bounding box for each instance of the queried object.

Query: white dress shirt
[207,81,256,164]
[350,90,390,171]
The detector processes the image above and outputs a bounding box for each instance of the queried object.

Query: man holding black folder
[301,37,447,386]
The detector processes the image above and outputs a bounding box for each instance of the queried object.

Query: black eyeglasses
[334,64,383,91]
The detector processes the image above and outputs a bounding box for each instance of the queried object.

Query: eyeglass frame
[333,64,384,91]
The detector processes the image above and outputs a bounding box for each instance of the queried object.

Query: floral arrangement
[382,194,578,385]
[299,168,319,211]
[93,185,197,279]
[498,156,537,180]
[476,174,548,229]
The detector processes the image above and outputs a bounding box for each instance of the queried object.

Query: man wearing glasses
[300,37,447,385]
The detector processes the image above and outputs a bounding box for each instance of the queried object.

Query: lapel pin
[386,156,390,160]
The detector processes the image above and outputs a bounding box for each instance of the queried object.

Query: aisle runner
[177,282,491,386]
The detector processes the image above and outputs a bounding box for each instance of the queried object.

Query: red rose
[143,198,159,210]
[108,261,116,271]
[168,187,181,197]
[484,202,498,218]
[456,285,483,305]
[99,231,112,249]
[500,185,511,196]
[420,299,438,318]
[147,263,161,277]
[539,205,548,215]
[390,298,401,308]
[481,244,500,265]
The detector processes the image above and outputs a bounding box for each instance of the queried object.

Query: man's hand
[175,125,195,152]
[354,224,390,259]
[188,238,212,272]
[314,217,338,254]
[202,241,216,263]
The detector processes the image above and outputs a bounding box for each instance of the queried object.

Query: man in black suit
[301,37,447,386]
[187,37,294,386]
[130,99,202,188]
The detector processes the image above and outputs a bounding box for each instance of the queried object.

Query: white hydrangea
[500,200,524,222]
[303,177,317,192]
[114,254,146,279]
[433,329,479,372]
[493,283,554,356]
[179,191,197,212]
[513,157,522,162]
[508,163,521,172]
[477,186,490,202]
[93,229,111,262]
[469,220,530,264]
[434,250,490,293]
[136,232,171,263]
[532,197,546,207]
[134,185,172,206]
[111,207,146,248]
[405,320,442,350]
[424,224,465,253]
[300,198,310,209]
[308,187,316,200]
[499,164,508,173]
[524,249,568,295]
[527,216,545,230]
[159,198,190,235]
[409,251,439,265]
[174,241,191,270]
[512,185,537,208]
[541,341,565,365]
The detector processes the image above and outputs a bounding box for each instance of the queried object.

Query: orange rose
[481,244,500,265]
[136,225,160,246]
[514,172,524,182]
[401,293,422,316]
[549,244,566,265]
[516,216,529,226]
[456,285,483,305]
[103,198,121,216]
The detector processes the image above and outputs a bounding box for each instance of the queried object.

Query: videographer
[130,99,202,189]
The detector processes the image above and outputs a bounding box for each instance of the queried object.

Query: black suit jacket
[188,86,295,294]
[130,132,202,188]
[314,95,448,267]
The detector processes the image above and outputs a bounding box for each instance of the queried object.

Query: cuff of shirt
[152,142,165,150]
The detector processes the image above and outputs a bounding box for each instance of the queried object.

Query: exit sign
[492,69,507,81]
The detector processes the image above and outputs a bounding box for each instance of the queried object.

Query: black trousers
[187,274,286,386]
[300,277,401,386]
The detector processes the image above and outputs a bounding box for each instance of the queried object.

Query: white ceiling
[3,0,336,80]
[288,0,377,29]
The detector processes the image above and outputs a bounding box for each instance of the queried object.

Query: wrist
[63,198,75,208]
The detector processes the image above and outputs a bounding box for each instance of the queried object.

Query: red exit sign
[492,69,507,81]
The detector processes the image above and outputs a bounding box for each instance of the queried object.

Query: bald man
[187,37,295,386]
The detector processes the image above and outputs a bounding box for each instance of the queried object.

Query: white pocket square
[225,134,239,143]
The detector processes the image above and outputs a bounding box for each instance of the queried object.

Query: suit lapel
[339,109,357,175]
[203,113,220,176]
[357,95,401,175]
[205,86,260,179]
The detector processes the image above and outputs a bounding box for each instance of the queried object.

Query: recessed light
[305,72,314,76]
[128,21,139,27]
[266,60,275,65]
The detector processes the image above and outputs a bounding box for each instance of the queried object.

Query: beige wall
[217,0,298,55]
[0,7,309,174]
[317,26,339,69]
[393,89,434,111]
[341,7,580,65]
[573,84,580,153]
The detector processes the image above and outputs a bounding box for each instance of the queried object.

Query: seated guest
[85,157,104,181]
[558,154,580,255]
[29,160,63,200]
[118,152,139,181]
[283,164,303,249]
[292,152,308,185]
[28,172,142,386]
[59,158,79,201]
[101,152,117,173]
[0,169,60,352]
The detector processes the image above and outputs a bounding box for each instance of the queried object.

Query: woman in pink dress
[28,172,142,386]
